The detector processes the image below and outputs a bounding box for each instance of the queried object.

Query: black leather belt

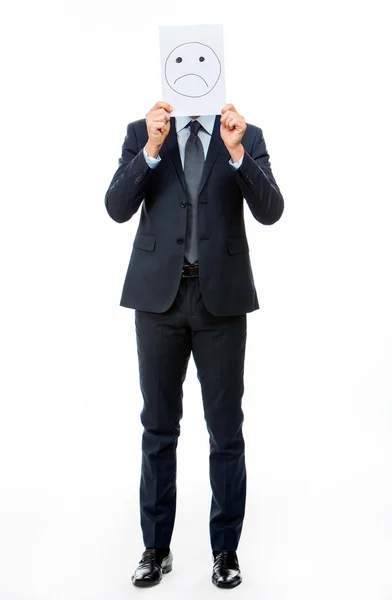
[182,262,199,278]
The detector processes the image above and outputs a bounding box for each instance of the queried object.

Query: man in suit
[104,101,284,588]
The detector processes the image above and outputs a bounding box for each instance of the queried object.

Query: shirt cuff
[229,154,244,170]
[143,146,161,168]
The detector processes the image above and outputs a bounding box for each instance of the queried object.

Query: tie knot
[189,120,202,136]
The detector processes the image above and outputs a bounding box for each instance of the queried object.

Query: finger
[152,101,173,112]
[221,103,237,114]
[146,110,171,123]
[150,119,168,132]
[150,110,171,124]
[222,112,245,131]
[221,104,234,113]
[220,110,231,122]
[225,114,241,130]
[156,108,171,121]
[148,115,169,127]
[220,111,234,126]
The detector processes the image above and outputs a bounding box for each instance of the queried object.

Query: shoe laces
[140,548,160,566]
[214,550,238,568]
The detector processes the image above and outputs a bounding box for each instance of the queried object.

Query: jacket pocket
[133,233,156,252]
[227,236,249,255]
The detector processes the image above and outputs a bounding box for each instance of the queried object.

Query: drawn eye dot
[176,57,182,63]
[199,56,205,62]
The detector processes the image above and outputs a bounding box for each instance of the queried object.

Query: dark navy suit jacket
[104,114,284,316]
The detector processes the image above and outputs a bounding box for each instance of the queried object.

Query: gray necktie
[184,120,204,264]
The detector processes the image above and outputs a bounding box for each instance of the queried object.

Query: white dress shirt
[143,114,244,170]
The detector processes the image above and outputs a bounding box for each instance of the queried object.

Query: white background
[1,1,391,599]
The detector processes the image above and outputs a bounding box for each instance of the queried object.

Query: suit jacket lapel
[197,114,225,198]
[160,115,225,199]
[159,117,187,193]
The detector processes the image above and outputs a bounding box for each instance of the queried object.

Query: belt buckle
[182,262,199,278]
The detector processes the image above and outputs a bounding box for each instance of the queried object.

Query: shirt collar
[175,114,216,135]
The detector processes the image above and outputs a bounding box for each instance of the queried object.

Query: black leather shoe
[131,548,173,587]
[212,550,242,588]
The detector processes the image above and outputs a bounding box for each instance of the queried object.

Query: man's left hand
[220,104,246,160]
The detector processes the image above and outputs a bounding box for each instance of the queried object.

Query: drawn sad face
[165,42,222,98]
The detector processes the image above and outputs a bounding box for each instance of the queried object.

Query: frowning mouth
[173,73,209,87]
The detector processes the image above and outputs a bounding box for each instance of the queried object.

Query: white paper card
[159,24,226,117]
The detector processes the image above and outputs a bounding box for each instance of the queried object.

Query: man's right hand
[145,101,173,158]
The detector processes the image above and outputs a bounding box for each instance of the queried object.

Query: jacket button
[176,237,184,244]
[180,201,187,208]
